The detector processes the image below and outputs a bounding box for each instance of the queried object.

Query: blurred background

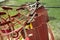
[0,0,60,40]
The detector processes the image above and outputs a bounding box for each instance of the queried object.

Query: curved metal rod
[0,12,6,15]
[2,21,27,36]
[47,23,54,40]
[1,6,13,10]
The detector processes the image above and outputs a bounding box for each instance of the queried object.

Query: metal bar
[0,5,60,8]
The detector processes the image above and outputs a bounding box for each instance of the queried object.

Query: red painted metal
[2,6,13,10]
[0,12,6,15]
[0,5,50,40]
[26,6,49,40]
